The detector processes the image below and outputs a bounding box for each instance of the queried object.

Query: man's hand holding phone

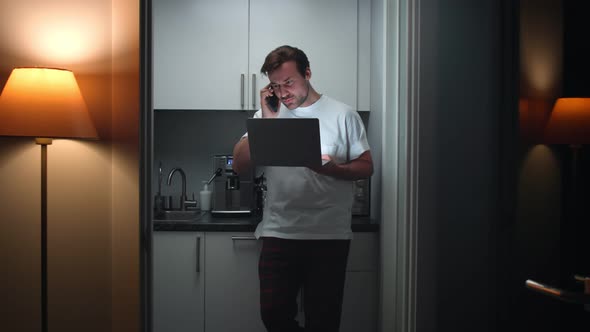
[260,84,280,118]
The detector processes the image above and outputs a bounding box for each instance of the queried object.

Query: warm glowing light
[525,57,560,95]
[544,98,590,144]
[36,25,90,63]
[0,3,111,72]
[519,1,562,97]
[0,67,97,139]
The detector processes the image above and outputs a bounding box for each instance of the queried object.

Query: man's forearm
[313,150,374,181]
[232,137,252,175]
[325,159,373,180]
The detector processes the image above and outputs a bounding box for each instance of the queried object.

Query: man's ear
[305,67,311,80]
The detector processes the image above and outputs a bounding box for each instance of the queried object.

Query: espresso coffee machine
[352,178,370,216]
[211,154,253,216]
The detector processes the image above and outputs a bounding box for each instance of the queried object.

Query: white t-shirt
[248,95,370,240]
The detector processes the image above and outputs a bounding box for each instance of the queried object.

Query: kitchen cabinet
[152,231,264,332]
[153,232,205,332]
[153,0,249,110]
[341,272,378,331]
[248,0,359,111]
[357,0,371,112]
[204,232,265,332]
[340,232,379,332]
[153,0,368,111]
[152,230,378,332]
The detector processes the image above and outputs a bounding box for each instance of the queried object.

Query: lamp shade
[0,67,97,139]
[544,97,590,144]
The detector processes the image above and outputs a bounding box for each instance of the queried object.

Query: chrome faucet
[167,168,196,210]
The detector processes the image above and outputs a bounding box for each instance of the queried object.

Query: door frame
[379,0,419,331]
[139,0,421,331]
[140,0,153,331]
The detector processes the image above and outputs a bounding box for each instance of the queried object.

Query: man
[232,45,373,332]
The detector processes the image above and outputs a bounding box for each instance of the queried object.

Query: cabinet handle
[231,236,257,241]
[241,74,245,109]
[252,74,256,110]
[196,236,201,273]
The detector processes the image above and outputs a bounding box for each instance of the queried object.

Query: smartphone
[266,93,279,112]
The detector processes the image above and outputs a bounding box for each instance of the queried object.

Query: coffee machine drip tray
[211,210,252,218]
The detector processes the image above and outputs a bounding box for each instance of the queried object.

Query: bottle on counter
[200,181,212,211]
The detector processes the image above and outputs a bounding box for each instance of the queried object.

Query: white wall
[0,1,113,331]
[0,0,141,331]
[111,0,141,331]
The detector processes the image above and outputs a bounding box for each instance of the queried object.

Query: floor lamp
[0,67,98,332]
[544,97,590,176]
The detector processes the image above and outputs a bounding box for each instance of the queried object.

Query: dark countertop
[153,211,379,232]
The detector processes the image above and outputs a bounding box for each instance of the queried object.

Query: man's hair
[260,45,310,78]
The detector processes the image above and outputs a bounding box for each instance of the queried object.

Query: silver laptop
[246,118,321,167]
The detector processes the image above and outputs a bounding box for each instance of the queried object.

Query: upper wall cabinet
[153,0,249,110]
[248,0,358,111]
[153,0,369,111]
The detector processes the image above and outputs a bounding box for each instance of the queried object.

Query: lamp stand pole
[36,138,52,332]
[570,144,581,197]
[569,144,582,279]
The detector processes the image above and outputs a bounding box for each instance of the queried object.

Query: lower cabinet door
[340,271,378,332]
[153,232,205,332]
[204,232,266,332]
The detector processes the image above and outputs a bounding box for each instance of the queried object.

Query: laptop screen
[246,118,321,167]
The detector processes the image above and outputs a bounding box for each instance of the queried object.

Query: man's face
[268,61,311,110]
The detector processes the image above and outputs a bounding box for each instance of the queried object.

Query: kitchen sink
[154,210,205,221]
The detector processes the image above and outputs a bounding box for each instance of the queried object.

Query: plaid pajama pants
[258,237,350,332]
